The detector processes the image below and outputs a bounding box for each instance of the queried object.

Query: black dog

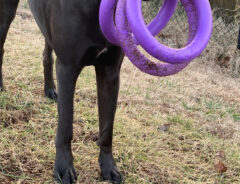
[0,0,149,183]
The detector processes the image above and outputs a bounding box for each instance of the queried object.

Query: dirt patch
[139,163,171,184]
[205,124,235,139]
[0,109,35,128]
[75,91,97,106]
[0,151,52,183]
[83,131,99,143]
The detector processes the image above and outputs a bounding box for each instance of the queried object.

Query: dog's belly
[28,0,110,63]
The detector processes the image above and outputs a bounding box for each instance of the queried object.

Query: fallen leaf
[215,161,227,173]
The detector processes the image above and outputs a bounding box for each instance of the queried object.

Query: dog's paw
[100,165,122,184]
[45,88,57,101]
[54,163,77,184]
[0,81,3,91]
[99,153,122,184]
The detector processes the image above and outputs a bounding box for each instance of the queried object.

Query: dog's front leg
[95,46,124,184]
[54,59,81,184]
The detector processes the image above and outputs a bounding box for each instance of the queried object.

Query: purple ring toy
[99,0,212,76]
[115,0,194,76]
[126,0,212,64]
[99,0,178,45]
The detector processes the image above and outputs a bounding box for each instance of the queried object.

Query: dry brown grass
[1,1,240,184]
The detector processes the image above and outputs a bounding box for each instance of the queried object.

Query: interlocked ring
[99,0,178,45]
[99,0,212,76]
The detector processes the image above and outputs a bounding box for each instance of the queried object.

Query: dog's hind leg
[95,46,124,184]
[0,0,19,90]
[43,39,57,100]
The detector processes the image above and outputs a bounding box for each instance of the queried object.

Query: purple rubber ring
[99,0,178,45]
[115,0,199,76]
[99,0,119,45]
[126,0,212,64]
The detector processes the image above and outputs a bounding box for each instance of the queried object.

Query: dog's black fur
[0,0,57,100]
[0,0,149,183]
[0,0,19,91]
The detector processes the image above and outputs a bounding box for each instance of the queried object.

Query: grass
[1,1,240,183]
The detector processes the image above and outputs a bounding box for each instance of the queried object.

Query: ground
[0,1,240,184]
